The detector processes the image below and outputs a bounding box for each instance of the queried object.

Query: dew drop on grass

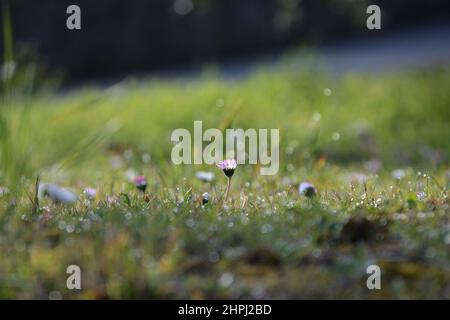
[216,98,225,108]
[261,224,273,233]
[393,213,408,221]
[300,238,311,248]
[123,149,133,161]
[312,248,322,258]
[58,221,67,230]
[332,132,340,141]
[142,153,151,164]
[208,251,220,263]
[65,237,75,246]
[323,88,332,96]
[219,273,234,288]
[286,146,294,155]
[312,112,321,122]
[251,285,265,299]
[66,224,75,233]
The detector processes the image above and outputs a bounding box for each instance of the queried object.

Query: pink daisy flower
[134,175,147,192]
[299,182,317,198]
[202,192,210,205]
[217,159,237,202]
[83,187,97,200]
[217,159,237,177]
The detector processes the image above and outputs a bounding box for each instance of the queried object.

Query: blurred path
[217,22,450,79]
[315,22,450,74]
[66,22,450,90]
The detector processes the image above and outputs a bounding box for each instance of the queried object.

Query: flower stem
[224,177,232,202]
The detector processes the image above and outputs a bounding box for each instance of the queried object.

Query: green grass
[0,61,449,299]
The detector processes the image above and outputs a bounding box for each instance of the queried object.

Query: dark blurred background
[2,0,450,81]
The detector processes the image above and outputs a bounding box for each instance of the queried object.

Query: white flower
[217,159,237,178]
[133,175,147,192]
[299,182,317,198]
[202,192,210,205]
[196,171,215,182]
[83,187,97,199]
[217,159,237,171]
[416,191,426,201]
[39,184,77,204]
[391,169,406,180]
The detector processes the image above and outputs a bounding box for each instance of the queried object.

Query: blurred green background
[0,0,449,299]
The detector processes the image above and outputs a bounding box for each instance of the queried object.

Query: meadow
[0,58,449,299]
